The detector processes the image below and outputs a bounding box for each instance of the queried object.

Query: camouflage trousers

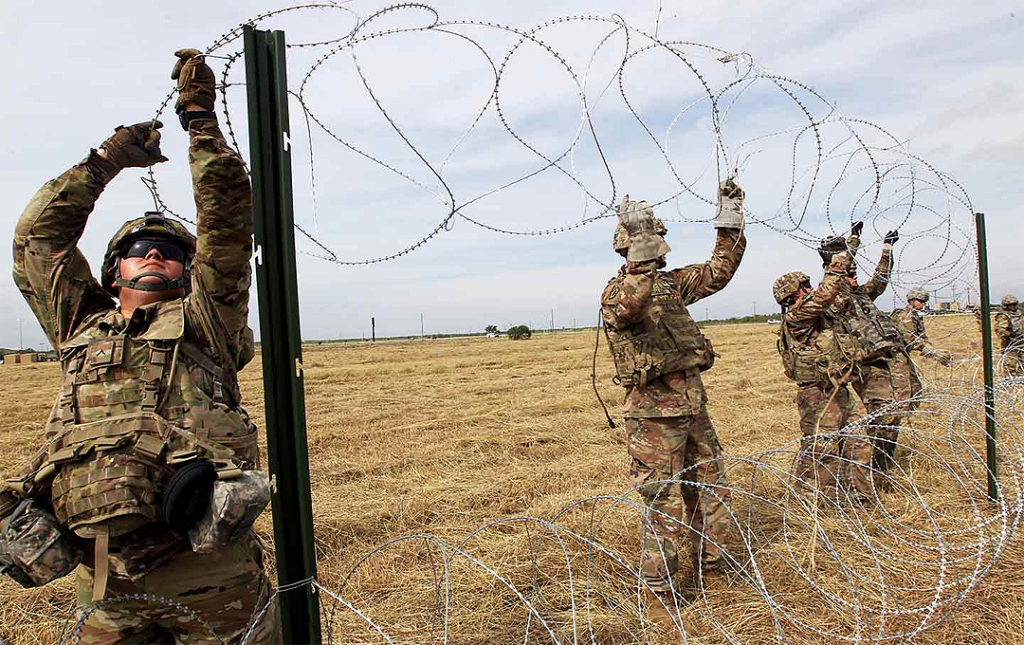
[793,383,873,500]
[890,352,923,411]
[1001,348,1024,377]
[74,532,281,644]
[850,360,901,473]
[625,409,731,593]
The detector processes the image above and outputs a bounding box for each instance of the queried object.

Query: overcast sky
[2,1,1021,349]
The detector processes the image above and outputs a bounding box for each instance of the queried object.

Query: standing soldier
[994,295,1024,376]
[822,227,904,472]
[890,290,954,407]
[772,249,873,502]
[601,180,745,625]
[0,50,280,643]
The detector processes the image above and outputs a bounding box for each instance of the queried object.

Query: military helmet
[907,288,929,303]
[100,212,196,297]
[1002,295,1019,308]
[773,271,811,306]
[616,195,670,262]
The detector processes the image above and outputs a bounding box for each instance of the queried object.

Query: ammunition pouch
[778,322,829,384]
[188,469,271,554]
[0,498,82,587]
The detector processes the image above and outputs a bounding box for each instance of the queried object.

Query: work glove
[100,121,168,168]
[851,220,864,237]
[713,179,745,229]
[884,229,900,246]
[817,235,847,266]
[172,48,217,113]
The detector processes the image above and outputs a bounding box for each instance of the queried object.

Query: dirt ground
[1,315,1021,644]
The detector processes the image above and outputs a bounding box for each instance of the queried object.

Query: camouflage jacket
[846,234,892,303]
[891,307,952,365]
[995,310,1024,352]
[9,119,256,577]
[602,228,745,417]
[781,252,852,350]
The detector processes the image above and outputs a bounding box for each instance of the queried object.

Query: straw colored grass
[1,315,1021,644]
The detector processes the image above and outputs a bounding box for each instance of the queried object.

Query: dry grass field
[1,315,1022,644]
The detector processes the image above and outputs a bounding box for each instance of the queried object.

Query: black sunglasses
[123,238,187,263]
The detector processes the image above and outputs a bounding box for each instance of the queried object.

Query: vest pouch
[187,405,261,469]
[1,498,82,587]
[47,413,173,539]
[698,336,717,373]
[188,470,271,554]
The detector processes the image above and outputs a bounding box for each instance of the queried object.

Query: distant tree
[484,325,499,334]
[507,325,532,340]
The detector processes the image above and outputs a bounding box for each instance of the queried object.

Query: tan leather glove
[100,120,168,168]
[713,179,745,229]
[171,48,216,113]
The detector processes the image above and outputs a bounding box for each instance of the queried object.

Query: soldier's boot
[643,588,679,631]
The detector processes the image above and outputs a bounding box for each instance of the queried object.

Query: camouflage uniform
[602,224,745,592]
[775,254,873,500]
[890,294,952,407]
[7,119,280,643]
[831,236,905,471]
[994,296,1024,377]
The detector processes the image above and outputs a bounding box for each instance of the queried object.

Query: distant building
[6,352,40,364]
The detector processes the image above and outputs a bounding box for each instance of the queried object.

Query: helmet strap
[115,269,186,293]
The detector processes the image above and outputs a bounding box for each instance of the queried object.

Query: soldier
[601,180,745,624]
[994,295,1024,376]
[772,250,874,502]
[890,289,954,407]
[0,50,280,643]
[821,227,904,473]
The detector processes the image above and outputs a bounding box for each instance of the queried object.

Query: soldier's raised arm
[173,50,256,371]
[850,230,896,301]
[12,124,167,349]
[785,251,852,337]
[669,180,747,304]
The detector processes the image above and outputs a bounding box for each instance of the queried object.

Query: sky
[1,0,1022,349]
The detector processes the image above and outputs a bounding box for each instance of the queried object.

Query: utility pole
[371,316,376,343]
[706,307,709,322]
[753,301,757,316]
[420,313,424,340]
[19,318,23,351]
[244,25,321,644]
[550,308,554,333]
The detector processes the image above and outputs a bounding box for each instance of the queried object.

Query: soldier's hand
[884,229,900,246]
[851,220,864,237]
[719,178,745,202]
[100,121,168,168]
[172,48,217,114]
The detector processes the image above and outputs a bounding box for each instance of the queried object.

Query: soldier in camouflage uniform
[772,249,874,502]
[1,50,280,643]
[822,228,905,473]
[602,181,745,621]
[890,289,954,407]
[994,295,1024,376]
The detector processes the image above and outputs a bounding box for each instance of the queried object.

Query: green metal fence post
[975,212,998,503]
[244,25,322,644]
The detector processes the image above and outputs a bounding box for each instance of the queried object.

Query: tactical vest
[832,291,902,364]
[777,320,827,384]
[604,272,714,387]
[13,300,257,542]
[1005,312,1024,340]
[891,307,925,352]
